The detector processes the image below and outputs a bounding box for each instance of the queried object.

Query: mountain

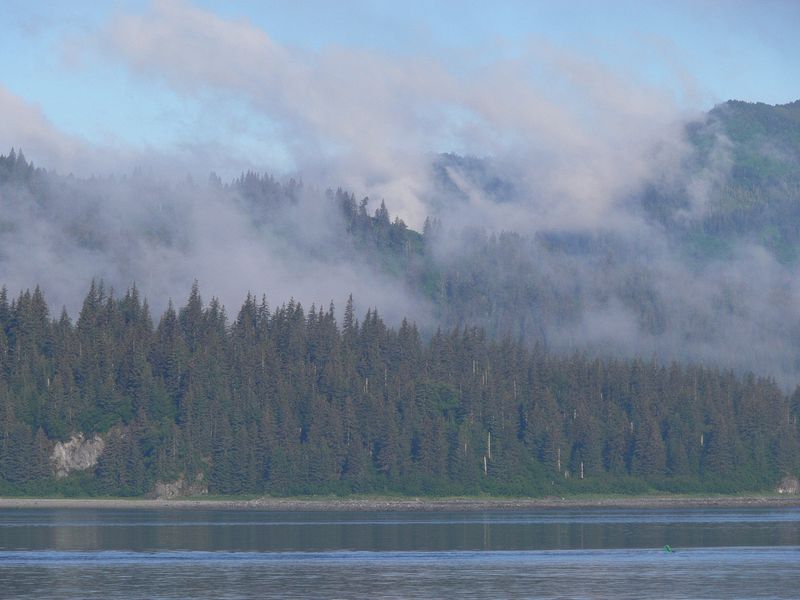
[3,102,800,388]
[1,100,800,497]
[644,100,800,261]
[409,101,800,386]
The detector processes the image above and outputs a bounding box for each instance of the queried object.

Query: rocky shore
[1,494,798,511]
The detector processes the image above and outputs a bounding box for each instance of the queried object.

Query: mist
[1,1,798,388]
[0,165,430,326]
[6,123,800,388]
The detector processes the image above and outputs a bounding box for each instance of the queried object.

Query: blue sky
[1,0,798,178]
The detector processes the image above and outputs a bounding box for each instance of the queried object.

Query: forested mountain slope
[1,284,798,496]
[647,99,800,260]
[2,100,800,497]
[395,101,800,385]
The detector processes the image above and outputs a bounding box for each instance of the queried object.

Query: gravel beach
[1,495,798,511]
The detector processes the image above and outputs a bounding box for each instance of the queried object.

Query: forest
[2,100,800,497]
[0,282,798,497]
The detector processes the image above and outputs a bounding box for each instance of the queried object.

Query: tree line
[1,282,798,497]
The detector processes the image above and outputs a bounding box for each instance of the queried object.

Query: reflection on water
[0,507,798,598]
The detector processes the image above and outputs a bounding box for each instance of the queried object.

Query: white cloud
[0,86,100,173]
[89,0,698,230]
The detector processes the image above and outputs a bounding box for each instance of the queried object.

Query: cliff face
[150,474,208,499]
[777,476,799,495]
[50,434,105,479]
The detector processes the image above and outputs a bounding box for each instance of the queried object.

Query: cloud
[0,86,99,173]
[5,0,797,389]
[0,83,285,183]
[0,167,431,328]
[86,0,699,231]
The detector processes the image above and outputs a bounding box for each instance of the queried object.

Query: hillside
[1,284,797,497]
[2,100,800,497]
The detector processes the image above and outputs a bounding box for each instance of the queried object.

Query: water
[0,506,798,598]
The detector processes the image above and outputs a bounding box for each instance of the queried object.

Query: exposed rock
[50,433,105,478]
[150,474,207,499]
[777,475,799,495]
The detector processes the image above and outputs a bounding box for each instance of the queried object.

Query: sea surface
[0,505,798,598]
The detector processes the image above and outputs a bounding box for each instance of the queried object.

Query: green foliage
[0,283,798,497]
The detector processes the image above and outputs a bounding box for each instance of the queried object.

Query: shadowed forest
[1,282,798,496]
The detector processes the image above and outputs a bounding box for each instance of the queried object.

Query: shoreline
[1,494,798,511]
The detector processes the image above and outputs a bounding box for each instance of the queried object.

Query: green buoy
[664,544,674,553]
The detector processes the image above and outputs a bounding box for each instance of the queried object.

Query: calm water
[0,506,798,598]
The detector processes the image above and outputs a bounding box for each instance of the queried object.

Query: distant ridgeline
[0,283,798,497]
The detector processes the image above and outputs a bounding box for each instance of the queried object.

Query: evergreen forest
[1,282,798,497]
[2,100,800,497]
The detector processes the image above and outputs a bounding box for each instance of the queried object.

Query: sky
[0,1,798,192]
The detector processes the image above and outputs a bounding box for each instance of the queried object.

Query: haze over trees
[1,100,800,496]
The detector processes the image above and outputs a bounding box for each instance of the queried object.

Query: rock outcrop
[150,474,207,499]
[776,475,799,495]
[50,434,105,478]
